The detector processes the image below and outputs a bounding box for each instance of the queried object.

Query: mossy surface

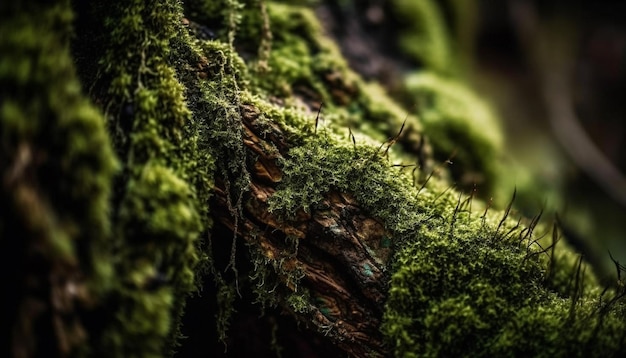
[242,4,626,356]
[6,0,626,356]
[75,0,215,355]
[268,107,626,357]
[217,1,625,356]
[252,1,427,165]
[1,0,117,355]
[389,0,453,73]
[405,72,504,194]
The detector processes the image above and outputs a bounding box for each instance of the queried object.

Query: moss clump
[249,1,429,170]
[383,214,625,357]
[405,72,504,194]
[257,48,624,355]
[267,118,625,356]
[254,2,354,103]
[268,134,429,238]
[75,0,214,354]
[1,0,117,355]
[389,0,453,73]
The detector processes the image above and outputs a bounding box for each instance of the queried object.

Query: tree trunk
[2,1,626,358]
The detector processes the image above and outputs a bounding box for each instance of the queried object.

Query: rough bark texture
[210,105,392,356]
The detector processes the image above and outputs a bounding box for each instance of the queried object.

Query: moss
[248,2,430,170]
[383,215,625,357]
[389,0,453,73]
[1,0,117,355]
[253,2,346,103]
[75,0,215,354]
[255,52,624,354]
[265,119,625,356]
[221,4,623,354]
[12,0,623,355]
[404,72,504,195]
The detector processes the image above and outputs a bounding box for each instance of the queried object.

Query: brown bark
[211,104,392,357]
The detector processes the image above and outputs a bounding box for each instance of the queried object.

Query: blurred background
[320,0,626,281]
[469,0,626,281]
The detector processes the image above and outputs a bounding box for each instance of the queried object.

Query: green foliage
[383,214,625,357]
[0,0,117,282]
[268,135,429,238]
[253,2,427,166]
[266,111,625,356]
[214,2,626,355]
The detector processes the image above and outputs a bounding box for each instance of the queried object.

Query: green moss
[383,215,625,357]
[22,0,619,355]
[389,0,453,73]
[247,2,430,170]
[75,0,215,354]
[260,72,624,356]
[405,72,504,195]
[253,2,344,103]
[265,125,625,356]
[1,0,117,355]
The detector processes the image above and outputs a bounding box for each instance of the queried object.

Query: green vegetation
[3,0,625,357]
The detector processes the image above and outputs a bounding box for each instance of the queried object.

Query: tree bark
[209,104,392,357]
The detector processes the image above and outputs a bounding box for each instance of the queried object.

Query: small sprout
[480,196,493,226]
[608,250,626,284]
[502,216,522,242]
[461,183,478,216]
[449,191,464,235]
[314,102,323,134]
[417,150,456,196]
[411,164,421,187]
[525,220,560,265]
[568,254,585,320]
[520,206,544,247]
[383,116,408,157]
[492,187,516,242]
[546,219,561,281]
[348,126,356,152]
